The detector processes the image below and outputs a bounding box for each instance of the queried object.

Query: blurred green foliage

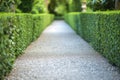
[0,0,21,12]
[0,0,48,13]
[18,0,34,13]
[48,0,68,16]
[68,0,82,12]
[87,0,115,11]
[0,0,82,14]
[48,0,82,16]
[31,0,48,14]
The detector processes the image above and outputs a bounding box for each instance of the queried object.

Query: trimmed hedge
[0,13,54,79]
[64,11,120,68]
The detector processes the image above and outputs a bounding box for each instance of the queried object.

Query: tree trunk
[115,0,120,10]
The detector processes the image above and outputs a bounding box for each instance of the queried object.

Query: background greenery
[0,0,21,12]
[18,0,34,13]
[87,0,120,11]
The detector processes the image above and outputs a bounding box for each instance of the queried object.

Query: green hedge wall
[64,11,120,68]
[0,13,54,79]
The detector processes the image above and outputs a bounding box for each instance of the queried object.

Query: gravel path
[6,20,120,80]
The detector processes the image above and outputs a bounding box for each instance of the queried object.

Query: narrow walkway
[6,21,120,80]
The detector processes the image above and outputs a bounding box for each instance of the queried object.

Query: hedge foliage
[87,0,115,11]
[0,0,21,12]
[65,11,120,68]
[18,0,34,13]
[68,0,82,12]
[0,13,54,79]
[31,0,48,14]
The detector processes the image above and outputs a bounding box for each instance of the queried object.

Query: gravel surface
[6,20,120,80]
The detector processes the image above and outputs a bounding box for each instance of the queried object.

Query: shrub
[18,0,34,13]
[0,13,54,79]
[87,0,115,11]
[31,0,48,13]
[0,0,21,12]
[68,0,82,12]
[64,11,120,68]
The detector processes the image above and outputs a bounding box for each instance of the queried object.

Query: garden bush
[0,0,21,12]
[31,0,48,14]
[68,0,82,12]
[0,13,54,79]
[18,0,34,13]
[64,11,120,68]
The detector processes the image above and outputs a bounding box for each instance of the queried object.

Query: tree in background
[48,0,56,14]
[31,0,48,14]
[0,0,49,13]
[48,0,68,16]
[0,0,82,14]
[87,0,115,11]
[18,0,34,13]
[115,0,120,10]
[0,0,21,12]
[48,0,82,16]
[68,0,82,12]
